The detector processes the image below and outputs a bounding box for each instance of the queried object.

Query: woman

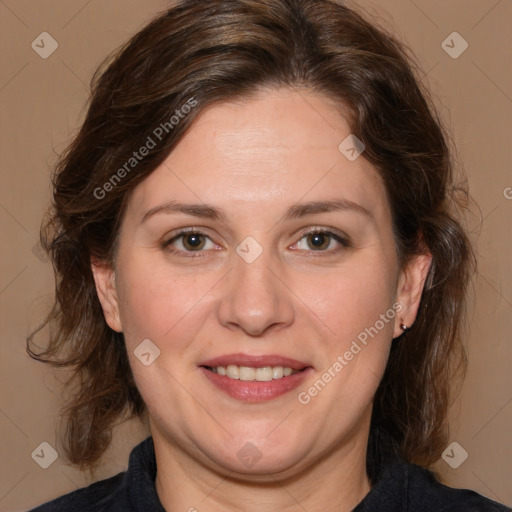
[27,0,510,510]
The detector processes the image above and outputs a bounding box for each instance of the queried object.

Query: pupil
[185,234,204,250]
[309,233,328,249]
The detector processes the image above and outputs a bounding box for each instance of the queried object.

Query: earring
[400,323,408,331]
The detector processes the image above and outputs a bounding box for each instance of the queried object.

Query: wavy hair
[28,0,475,478]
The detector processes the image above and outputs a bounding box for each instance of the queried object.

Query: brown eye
[181,233,206,251]
[306,232,331,250]
[292,229,350,253]
[164,230,216,255]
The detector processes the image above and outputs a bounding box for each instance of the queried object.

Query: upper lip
[199,353,311,370]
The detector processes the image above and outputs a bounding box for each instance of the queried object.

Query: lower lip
[200,367,313,402]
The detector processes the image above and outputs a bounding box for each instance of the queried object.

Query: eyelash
[162,227,351,258]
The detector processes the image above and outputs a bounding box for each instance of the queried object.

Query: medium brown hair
[28,0,474,478]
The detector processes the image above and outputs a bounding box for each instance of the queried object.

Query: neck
[153,429,371,512]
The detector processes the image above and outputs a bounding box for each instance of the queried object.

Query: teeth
[226,365,239,379]
[255,367,273,381]
[239,366,256,381]
[212,365,300,381]
[272,366,284,379]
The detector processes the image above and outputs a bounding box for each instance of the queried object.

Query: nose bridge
[216,242,294,335]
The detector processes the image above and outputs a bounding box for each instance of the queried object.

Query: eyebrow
[141,201,227,223]
[283,199,373,221]
[140,199,373,224]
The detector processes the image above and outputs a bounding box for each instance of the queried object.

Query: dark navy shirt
[30,437,510,511]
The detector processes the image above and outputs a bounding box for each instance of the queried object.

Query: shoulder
[405,462,510,512]
[28,437,162,512]
[28,472,127,512]
[356,457,510,511]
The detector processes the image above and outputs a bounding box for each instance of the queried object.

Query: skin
[92,87,431,512]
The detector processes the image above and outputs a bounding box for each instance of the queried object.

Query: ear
[90,258,123,333]
[393,251,432,339]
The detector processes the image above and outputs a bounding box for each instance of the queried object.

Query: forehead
[127,88,389,223]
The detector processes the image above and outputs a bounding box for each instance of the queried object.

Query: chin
[198,431,312,478]
[213,450,310,479]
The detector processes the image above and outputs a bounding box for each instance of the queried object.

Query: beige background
[0,0,511,510]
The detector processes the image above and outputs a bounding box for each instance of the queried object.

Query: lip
[199,353,311,370]
[200,366,314,402]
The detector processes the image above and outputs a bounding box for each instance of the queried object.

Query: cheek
[115,253,218,350]
[304,257,398,341]
[305,257,397,396]
[301,269,396,409]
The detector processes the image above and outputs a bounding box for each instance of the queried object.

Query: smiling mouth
[202,365,307,381]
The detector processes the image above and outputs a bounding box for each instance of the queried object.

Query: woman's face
[93,88,430,478]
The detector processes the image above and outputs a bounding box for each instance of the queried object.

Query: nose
[216,249,295,336]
